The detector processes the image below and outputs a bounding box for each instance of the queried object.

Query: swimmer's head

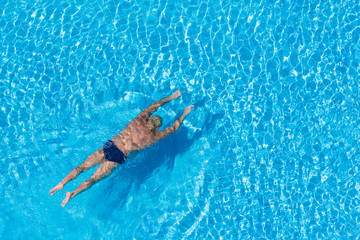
[149,115,162,129]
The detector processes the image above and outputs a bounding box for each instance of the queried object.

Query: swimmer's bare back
[50,90,194,207]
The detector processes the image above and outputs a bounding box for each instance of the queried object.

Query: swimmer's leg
[50,149,105,195]
[61,161,117,207]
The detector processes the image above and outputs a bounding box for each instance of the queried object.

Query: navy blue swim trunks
[103,140,126,164]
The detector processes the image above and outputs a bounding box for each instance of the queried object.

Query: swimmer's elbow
[153,101,161,107]
[172,121,181,132]
[158,127,175,140]
[165,126,176,136]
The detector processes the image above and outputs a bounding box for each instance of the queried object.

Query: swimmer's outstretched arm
[157,105,194,140]
[139,90,181,117]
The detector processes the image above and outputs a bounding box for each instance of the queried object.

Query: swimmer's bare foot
[61,192,72,207]
[49,184,64,195]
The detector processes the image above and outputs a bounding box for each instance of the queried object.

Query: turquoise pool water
[1,0,360,239]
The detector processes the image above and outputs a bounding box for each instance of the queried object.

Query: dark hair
[149,115,162,128]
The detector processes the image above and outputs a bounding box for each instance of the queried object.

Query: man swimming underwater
[50,90,194,207]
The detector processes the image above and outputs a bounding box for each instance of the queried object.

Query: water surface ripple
[1,0,360,239]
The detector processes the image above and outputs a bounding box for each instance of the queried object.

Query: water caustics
[1,0,360,239]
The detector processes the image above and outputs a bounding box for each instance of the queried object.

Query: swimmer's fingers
[171,90,181,100]
[183,105,194,115]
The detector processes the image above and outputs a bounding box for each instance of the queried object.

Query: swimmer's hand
[183,105,194,116]
[169,105,194,133]
[171,90,181,100]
